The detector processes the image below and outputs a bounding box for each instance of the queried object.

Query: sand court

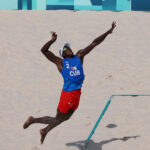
[0,10,150,150]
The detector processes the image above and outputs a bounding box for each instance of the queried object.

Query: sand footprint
[86,122,95,127]
[86,116,91,119]
[32,147,40,150]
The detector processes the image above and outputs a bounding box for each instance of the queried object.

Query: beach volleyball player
[23,22,116,144]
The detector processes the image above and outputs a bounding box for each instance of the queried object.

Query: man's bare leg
[40,109,75,144]
[23,115,56,129]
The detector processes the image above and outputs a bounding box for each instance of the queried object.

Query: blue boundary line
[82,94,150,150]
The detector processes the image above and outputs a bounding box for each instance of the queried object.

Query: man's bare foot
[23,116,34,129]
[40,129,47,144]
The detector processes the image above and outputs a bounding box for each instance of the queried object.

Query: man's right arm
[41,40,61,63]
[41,34,63,72]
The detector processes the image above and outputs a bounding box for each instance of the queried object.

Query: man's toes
[40,129,47,144]
[23,116,33,129]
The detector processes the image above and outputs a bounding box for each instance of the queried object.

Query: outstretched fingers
[112,21,116,28]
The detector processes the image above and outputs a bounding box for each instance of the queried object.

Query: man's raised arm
[76,22,116,59]
[41,32,62,64]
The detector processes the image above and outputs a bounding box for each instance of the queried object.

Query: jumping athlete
[23,22,116,144]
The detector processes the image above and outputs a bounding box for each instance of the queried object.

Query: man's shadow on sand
[66,135,140,150]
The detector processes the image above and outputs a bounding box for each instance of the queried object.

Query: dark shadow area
[66,135,140,150]
[131,95,138,97]
[18,0,22,9]
[132,0,150,11]
[106,123,117,128]
[90,0,102,5]
[18,0,32,10]
[28,0,32,10]
[46,5,74,10]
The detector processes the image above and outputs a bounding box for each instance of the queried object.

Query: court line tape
[82,94,150,150]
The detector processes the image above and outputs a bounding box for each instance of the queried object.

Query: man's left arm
[76,22,116,59]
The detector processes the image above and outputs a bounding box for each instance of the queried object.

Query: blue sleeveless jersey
[61,55,85,91]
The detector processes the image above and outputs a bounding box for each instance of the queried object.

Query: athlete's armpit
[76,42,96,59]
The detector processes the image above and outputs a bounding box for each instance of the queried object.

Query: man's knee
[64,110,75,121]
[64,115,71,121]
[55,118,64,125]
[56,109,75,121]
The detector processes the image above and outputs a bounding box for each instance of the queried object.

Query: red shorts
[57,89,81,114]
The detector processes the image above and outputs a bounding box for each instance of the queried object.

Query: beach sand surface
[0,10,150,150]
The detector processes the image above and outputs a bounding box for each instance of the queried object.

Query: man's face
[63,47,74,58]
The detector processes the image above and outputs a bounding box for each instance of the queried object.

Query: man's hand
[51,31,57,42]
[109,21,116,34]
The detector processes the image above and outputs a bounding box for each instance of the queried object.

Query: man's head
[59,43,74,58]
